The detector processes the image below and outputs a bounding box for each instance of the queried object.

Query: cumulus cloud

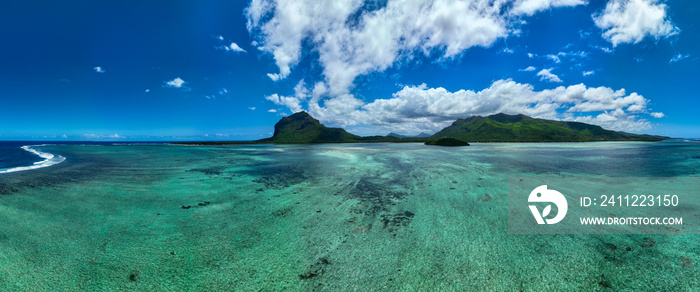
[265,80,308,113]
[343,80,654,134]
[94,66,105,73]
[225,42,247,53]
[265,79,654,134]
[510,0,587,16]
[267,109,277,113]
[593,0,679,47]
[266,73,284,82]
[247,1,658,134]
[537,68,563,83]
[164,77,187,89]
[249,107,256,111]
[669,53,689,64]
[583,70,594,76]
[520,66,537,71]
[246,0,586,93]
[650,112,665,118]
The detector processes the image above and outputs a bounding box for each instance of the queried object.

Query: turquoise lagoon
[0,142,698,291]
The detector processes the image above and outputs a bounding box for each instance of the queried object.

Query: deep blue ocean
[0,141,46,171]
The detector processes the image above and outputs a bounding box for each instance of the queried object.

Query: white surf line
[0,145,66,174]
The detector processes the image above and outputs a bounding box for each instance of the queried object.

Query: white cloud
[94,66,105,73]
[501,47,515,54]
[145,89,150,93]
[225,42,247,53]
[583,70,595,76]
[528,53,535,58]
[245,1,660,135]
[537,68,563,83]
[219,88,228,95]
[268,109,277,113]
[650,112,665,118]
[249,107,256,110]
[546,51,588,64]
[669,53,689,64]
[264,80,308,112]
[217,35,224,41]
[267,73,283,82]
[546,54,561,63]
[520,66,537,72]
[246,0,585,94]
[579,29,591,39]
[164,77,187,89]
[594,45,613,53]
[510,0,587,16]
[83,133,125,140]
[593,0,679,47]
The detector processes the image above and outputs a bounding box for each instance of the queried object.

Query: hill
[430,113,668,142]
[257,111,362,143]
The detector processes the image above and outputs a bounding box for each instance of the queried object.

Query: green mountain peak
[431,113,667,142]
[261,111,361,143]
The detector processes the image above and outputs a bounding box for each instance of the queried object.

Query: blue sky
[0,0,697,141]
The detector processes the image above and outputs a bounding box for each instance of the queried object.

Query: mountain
[257,111,362,143]
[174,112,668,145]
[388,132,432,138]
[387,132,407,138]
[429,113,668,142]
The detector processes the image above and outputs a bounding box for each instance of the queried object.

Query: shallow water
[0,142,698,291]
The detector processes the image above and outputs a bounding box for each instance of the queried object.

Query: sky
[0,0,698,141]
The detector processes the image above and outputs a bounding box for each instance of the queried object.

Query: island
[174,111,668,146]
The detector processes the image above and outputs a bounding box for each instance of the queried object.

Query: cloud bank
[266,79,661,135]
